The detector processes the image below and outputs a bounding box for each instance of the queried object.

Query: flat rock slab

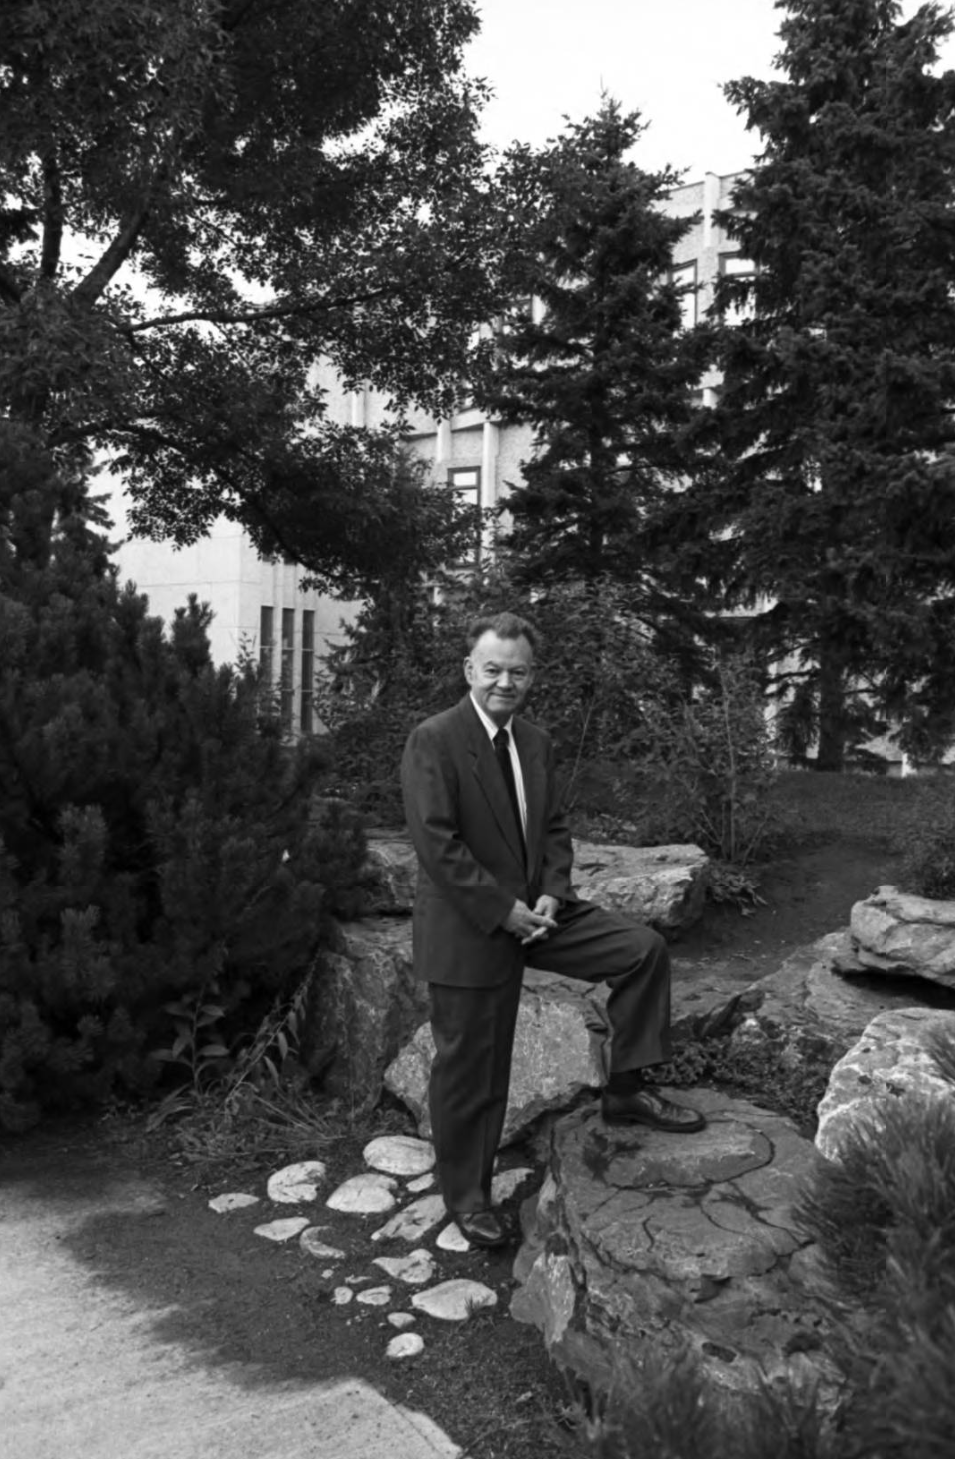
[373,1250,437,1286]
[387,1332,426,1359]
[208,1192,259,1213]
[411,1280,498,1322]
[363,1136,435,1177]
[326,1173,398,1215]
[851,886,955,988]
[512,1088,840,1405]
[299,1229,346,1261]
[254,1217,311,1242]
[267,1161,328,1204]
[816,1006,955,1162]
[372,1194,446,1244]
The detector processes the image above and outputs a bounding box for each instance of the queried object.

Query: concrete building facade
[106,172,746,735]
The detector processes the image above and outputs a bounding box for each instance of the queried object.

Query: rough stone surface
[355,830,708,936]
[299,1229,346,1261]
[407,1173,435,1193]
[491,1168,534,1203]
[411,1280,498,1322]
[326,1173,398,1215]
[359,832,419,914]
[719,932,955,1068]
[372,1249,437,1286]
[304,918,427,1103]
[266,1161,327,1204]
[253,1217,311,1242]
[208,1192,259,1213]
[372,1194,446,1244]
[386,976,605,1143]
[435,1223,470,1253]
[363,1136,435,1177]
[850,887,955,988]
[816,1007,955,1162]
[356,1285,393,1306]
[570,841,709,935]
[387,1332,425,1359]
[388,1312,417,1329]
[511,1090,841,1405]
[332,1286,353,1305]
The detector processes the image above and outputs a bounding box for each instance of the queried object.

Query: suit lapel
[457,696,526,867]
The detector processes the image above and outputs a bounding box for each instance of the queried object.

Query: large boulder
[850,886,955,989]
[721,932,955,1068]
[384,971,606,1144]
[358,833,419,915]
[305,919,427,1101]
[357,831,709,936]
[511,1090,841,1408]
[571,841,708,936]
[816,1007,955,1162]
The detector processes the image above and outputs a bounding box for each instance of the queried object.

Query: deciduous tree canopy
[0,0,503,577]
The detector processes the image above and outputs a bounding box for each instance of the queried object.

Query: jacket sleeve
[401,722,516,935]
[538,733,575,902]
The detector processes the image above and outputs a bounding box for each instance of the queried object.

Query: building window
[300,610,314,735]
[670,260,698,329]
[281,608,295,732]
[259,606,274,686]
[719,253,756,325]
[448,466,481,567]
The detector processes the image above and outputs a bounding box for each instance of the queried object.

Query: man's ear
[463,656,474,685]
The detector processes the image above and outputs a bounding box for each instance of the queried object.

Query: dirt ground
[0,835,904,1459]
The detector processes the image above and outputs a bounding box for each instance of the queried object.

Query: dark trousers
[427,900,671,1215]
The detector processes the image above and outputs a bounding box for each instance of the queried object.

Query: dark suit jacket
[400,694,575,987]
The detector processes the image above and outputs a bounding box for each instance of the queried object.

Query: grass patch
[766,768,919,853]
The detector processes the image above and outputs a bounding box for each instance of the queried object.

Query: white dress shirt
[469,693,528,835]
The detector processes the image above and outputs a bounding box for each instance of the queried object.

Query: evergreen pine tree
[0,431,365,1131]
[694,0,955,768]
[482,99,714,651]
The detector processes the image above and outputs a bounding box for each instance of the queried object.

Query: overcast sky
[464,0,955,181]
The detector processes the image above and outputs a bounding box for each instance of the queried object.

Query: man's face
[464,631,535,726]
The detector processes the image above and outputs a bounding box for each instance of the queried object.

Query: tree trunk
[815,637,847,771]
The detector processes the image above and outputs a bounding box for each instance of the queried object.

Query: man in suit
[401,611,704,1249]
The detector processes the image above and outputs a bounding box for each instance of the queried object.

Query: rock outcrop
[816,1006,955,1162]
[385,970,606,1144]
[511,1090,840,1407]
[306,919,426,1101]
[721,931,955,1068]
[359,831,709,936]
[849,886,955,989]
[570,841,709,934]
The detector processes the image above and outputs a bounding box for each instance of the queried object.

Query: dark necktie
[493,727,525,851]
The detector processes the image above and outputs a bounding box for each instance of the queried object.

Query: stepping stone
[332,1287,353,1305]
[435,1222,470,1253]
[491,1168,533,1203]
[372,1193,445,1243]
[300,1228,346,1260]
[267,1160,328,1204]
[254,1217,310,1242]
[208,1192,259,1213]
[387,1332,425,1359]
[327,1173,398,1215]
[372,1249,436,1286]
[411,1279,498,1322]
[406,1173,435,1193]
[356,1285,392,1306]
[388,1312,417,1329]
[363,1135,435,1177]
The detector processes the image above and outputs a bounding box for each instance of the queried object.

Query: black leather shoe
[456,1208,510,1248]
[601,1087,707,1132]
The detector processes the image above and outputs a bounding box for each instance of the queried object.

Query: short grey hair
[465,611,538,654]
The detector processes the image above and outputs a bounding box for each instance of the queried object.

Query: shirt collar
[469,692,513,741]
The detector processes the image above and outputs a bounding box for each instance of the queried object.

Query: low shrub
[0,448,366,1131]
[895,779,955,899]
